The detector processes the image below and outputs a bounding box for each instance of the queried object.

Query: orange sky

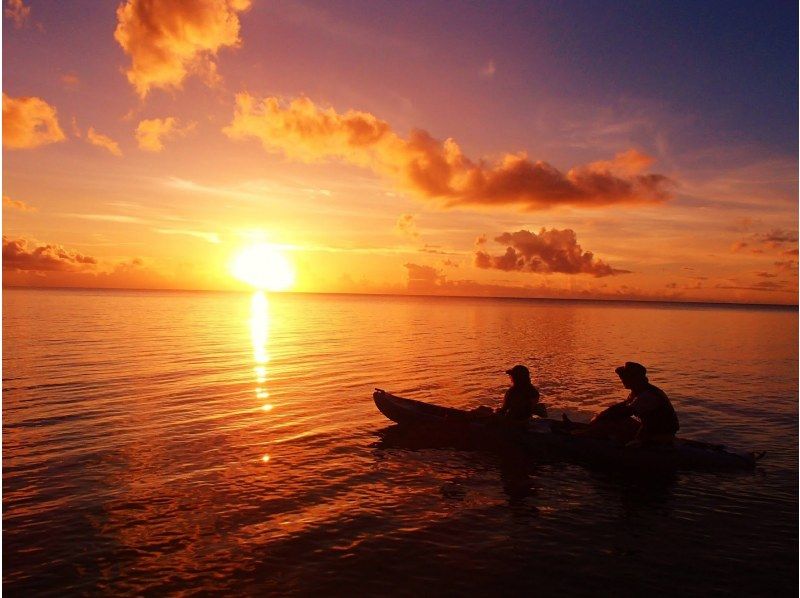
[2,0,798,304]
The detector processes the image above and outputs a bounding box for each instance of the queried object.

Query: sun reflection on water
[250,291,272,464]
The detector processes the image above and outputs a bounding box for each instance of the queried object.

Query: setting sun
[231,244,295,291]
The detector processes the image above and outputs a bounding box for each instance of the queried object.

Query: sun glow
[231,244,295,291]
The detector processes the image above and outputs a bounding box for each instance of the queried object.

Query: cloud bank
[114,0,251,97]
[474,228,630,277]
[224,94,671,210]
[3,236,97,272]
[87,127,123,156]
[2,93,66,149]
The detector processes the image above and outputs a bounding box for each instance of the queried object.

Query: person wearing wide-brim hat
[576,362,679,446]
[495,364,546,421]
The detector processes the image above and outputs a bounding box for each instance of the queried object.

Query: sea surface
[3,288,798,596]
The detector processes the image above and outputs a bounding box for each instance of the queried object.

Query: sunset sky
[2,0,798,304]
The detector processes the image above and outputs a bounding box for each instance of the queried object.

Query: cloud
[404,263,445,291]
[223,94,672,211]
[154,228,221,243]
[480,60,496,78]
[3,236,97,272]
[114,0,252,97]
[474,228,630,277]
[395,213,419,240]
[2,93,66,149]
[135,117,194,151]
[774,260,799,272]
[86,127,123,156]
[4,0,30,28]
[731,227,799,254]
[61,213,146,224]
[715,280,794,293]
[3,195,37,212]
[61,72,80,90]
[759,229,798,245]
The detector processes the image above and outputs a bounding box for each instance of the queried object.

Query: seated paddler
[495,364,546,422]
[573,361,679,446]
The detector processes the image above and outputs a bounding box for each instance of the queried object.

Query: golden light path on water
[250,290,273,464]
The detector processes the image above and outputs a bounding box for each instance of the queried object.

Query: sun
[231,243,295,291]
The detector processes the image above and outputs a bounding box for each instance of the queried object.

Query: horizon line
[3,284,797,310]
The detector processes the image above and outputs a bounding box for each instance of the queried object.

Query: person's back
[497,365,540,422]
[628,382,679,438]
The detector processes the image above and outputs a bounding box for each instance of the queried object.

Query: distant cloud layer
[2,93,66,149]
[136,117,193,151]
[3,236,97,272]
[224,94,671,210]
[474,228,630,277]
[87,127,123,156]
[114,0,251,97]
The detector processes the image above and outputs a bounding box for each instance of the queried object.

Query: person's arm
[591,399,634,423]
[625,393,659,446]
[496,389,511,415]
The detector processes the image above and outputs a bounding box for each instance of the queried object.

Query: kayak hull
[373,389,758,471]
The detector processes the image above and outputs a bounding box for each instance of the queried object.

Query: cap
[505,364,530,377]
[615,361,647,379]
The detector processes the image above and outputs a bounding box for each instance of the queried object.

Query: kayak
[373,389,761,471]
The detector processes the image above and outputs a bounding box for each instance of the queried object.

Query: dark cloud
[225,95,672,211]
[474,228,630,277]
[759,229,798,244]
[404,262,444,291]
[732,228,799,254]
[3,236,97,272]
[774,260,798,272]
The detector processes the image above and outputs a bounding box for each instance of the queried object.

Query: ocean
[3,288,798,596]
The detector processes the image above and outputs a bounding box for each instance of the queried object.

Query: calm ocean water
[3,288,798,596]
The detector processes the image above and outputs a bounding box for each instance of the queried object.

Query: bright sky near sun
[2,0,798,303]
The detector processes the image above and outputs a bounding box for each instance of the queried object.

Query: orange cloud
[474,228,630,277]
[4,0,30,28]
[224,94,671,210]
[396,213,419,240]
[61,72,80,90]
[3,236,97,272]
[87,127,122,156]
[3,195,37,212]
[2,93,66,149]
[114,0,251,97]
[135,117,194,151]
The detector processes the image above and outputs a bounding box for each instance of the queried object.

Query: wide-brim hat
[505,364,530,377]
[615,361,647,379]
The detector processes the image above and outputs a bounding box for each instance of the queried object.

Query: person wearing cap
[582,361,679,446]
[495,365,544,422]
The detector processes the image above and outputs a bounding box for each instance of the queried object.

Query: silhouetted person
[575,362,679,446]
[496,365,544,421]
